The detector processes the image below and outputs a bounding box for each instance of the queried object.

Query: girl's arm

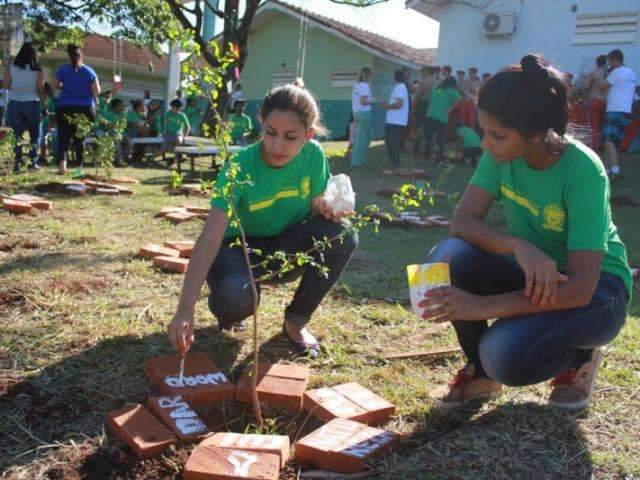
[36,71,46,105]
[91,77,101,97]
[450,185,567,305]
[168,208,229,353]
[421,250,602,321]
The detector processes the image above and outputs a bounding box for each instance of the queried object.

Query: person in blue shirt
[53,44,100,174]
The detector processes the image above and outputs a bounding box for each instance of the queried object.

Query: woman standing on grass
[168,85,357,359]
[423,76,460,163]
[420,54,631,410]
[4,41,45,171]
[350,67,374,168]
[54,44,100,174]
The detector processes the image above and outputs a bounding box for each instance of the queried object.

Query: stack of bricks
[107,353,400,477]
[1,194,53,214]
[157,205,209,223]
[82,179,134,195]
[137,240,195,273]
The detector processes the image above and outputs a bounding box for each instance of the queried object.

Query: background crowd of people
[3,42,223,174]
[349,51,638,177]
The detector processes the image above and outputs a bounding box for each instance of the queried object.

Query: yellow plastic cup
[407,262,451,317]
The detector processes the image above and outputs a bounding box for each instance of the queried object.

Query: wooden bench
[173,145,242,174]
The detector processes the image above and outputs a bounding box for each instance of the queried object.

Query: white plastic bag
[324,174,355,215]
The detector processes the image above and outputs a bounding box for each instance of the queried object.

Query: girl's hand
[512,238,568,306]
[418,286,490,323]
[313,197,353,223]
[167,312,195,356]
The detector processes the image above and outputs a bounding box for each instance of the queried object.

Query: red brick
[9,193,43,203]
[107,403,176,458]
[165,211,198,223]
[30,200,53,210]
[236,363,309,410]
[200,433,290,468]
[95,187,121,195]
[2,198,32,214]
[110,175,140,184]
[138,243,181,260]
[184,205,210,214]
[152,255,189,273]
[145,352,235,407]
[84,179,114,189]
[147,395,210,442]
[184,444,280,480]
[159,206,188,217]
[163,240,195,258]
[303,387,368,424]
[295,418,400,474]
[114,186,134,195]
[332,383,395,425]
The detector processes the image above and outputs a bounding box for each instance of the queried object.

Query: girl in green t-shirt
[423,76,461,163]
[420,54,631,410]
[168,85,357,359]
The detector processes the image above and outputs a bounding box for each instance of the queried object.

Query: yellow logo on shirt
[542,204,566,232]
[301,177,311,198]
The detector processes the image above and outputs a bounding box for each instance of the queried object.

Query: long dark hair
[67,44,83,69]
[478,54,569,138]
[13,42,41,71]
[358,67,371,83]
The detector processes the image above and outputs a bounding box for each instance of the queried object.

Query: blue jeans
[425,238,628,385]
[7,100,41,166]
[206,216,358,328]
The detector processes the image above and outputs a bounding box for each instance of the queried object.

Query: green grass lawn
[1,142,639,479]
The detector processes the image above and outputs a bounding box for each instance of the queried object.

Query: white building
[407,0,640,77]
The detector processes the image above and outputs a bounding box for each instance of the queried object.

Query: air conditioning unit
[482,12,516,37]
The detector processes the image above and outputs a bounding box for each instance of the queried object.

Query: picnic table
[174,144,242,174]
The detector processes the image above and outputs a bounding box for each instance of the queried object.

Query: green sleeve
[182,112,190,130]
[246,115,252,132]
[451,89,461,104]
[309,142,330,198]
[566,173,609,251]
[469,151,501,198]
[210,157,245,213]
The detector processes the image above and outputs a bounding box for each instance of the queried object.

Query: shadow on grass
[389,401,592,479]
[0,251,135,276]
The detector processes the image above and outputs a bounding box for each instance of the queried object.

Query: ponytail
[478,53,570,138]
[67,44,82,71]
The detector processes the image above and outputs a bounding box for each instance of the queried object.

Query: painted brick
[138,243,181,260]
[145,352,235,407]
[152,255,190,273]
[236,363,309,410]
[200,433,290,468]
[295,418,400,474]
[107,403,176,458]
[332,383,395,425]
[184,444,280,480]
[147,395,210,442]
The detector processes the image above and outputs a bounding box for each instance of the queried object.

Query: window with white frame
[331,68,359,88]
[572,11,638,45]
[272,71,296,88]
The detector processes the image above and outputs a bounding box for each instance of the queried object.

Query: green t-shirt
[42,97,56,130]
[165,110,190,136]
[470,139,632,298]
[211,140,330,238]
[426,86,461,124]
[102,109,127,139]
[457,126,481,149]
[127,110,145,137]
[229,113,252,141]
